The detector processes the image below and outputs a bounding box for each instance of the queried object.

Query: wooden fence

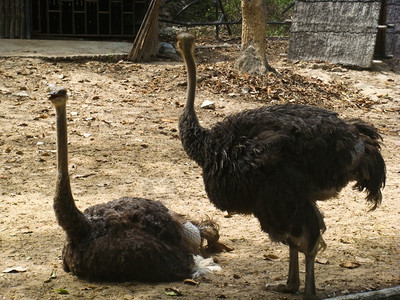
[289,0,382,68]
[387,0,400,58]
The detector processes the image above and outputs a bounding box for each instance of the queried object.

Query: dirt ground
[0,36,399,300]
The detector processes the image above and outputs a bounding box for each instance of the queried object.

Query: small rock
[316,257,329,264]
[158,42,176,55]
[201,100,215,110]
[0,87,11,94]
[3,266,27,273]
[339,261,360,269]
[331,67,347,72]
[13,91,29,97]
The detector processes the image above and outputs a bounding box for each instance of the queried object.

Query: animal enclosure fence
[0,0,28,38]
[30,0,150,38]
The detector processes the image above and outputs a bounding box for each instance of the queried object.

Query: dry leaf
[264,254,279,261]
[164,287,183,296]
[3,266,27,273]
[44,269,57,283]
[183,279,199,285]
[340,261,360,269]
[54,288,69,295]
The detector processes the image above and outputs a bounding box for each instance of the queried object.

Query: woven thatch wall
[0,0,27,38]
[289,0,381,68]
[387,0,400,58]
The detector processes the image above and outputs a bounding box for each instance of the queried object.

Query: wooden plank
[324,285,400,300]
[289,0,382,67]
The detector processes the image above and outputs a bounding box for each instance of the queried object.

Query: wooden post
[10,0,15,38]
[374,0,388,58]
[324,285,400,300]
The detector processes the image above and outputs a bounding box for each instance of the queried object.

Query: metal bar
[175,0,200,18]
[218,0,231,35]
[159,19,241,26]
[159,19,290,26]
[282,2,295,15]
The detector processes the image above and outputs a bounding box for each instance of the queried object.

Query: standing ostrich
[177,33,386,299]
[48,86,222,282]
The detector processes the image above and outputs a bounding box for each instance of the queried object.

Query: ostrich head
[48,86,68,106]
[177,32,195,54]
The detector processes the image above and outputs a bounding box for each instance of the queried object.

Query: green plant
[221,0,293,37]
[265,0,293,36]
[164,0,294,38]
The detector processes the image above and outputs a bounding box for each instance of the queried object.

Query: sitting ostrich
[48,86,222,282]
[176,33,386,299]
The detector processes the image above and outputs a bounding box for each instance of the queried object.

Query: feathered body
[177,33,385,299]
[61,196,195,282]
[180,104,385,249]
[49,86,221,283]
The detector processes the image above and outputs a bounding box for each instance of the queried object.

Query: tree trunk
[128,0,161,62]
[235,0,275,74]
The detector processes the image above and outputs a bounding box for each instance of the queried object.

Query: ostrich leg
[266,245,300,293]
[286,245,300,292]
[304,251,317,300]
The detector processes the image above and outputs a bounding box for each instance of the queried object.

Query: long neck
[179,44,209,167]
[56,105,69,176]
[183,47,197,115]
[53,104,91,242]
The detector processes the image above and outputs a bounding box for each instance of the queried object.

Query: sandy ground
[0,37,399,300]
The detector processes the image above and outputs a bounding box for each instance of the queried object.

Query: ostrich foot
[265,282,300,294]
[303,293,318,300]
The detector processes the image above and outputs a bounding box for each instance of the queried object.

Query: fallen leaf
[44,269,57,283]
[54,288,69,294]
[183,279,199,285]
[263,254,279,261]
[74,173,95,179]
[3,266,27,273]
[340,261,360,269]
[80,285,97,291]
[164,287,183,296]
[161,118,178,123]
